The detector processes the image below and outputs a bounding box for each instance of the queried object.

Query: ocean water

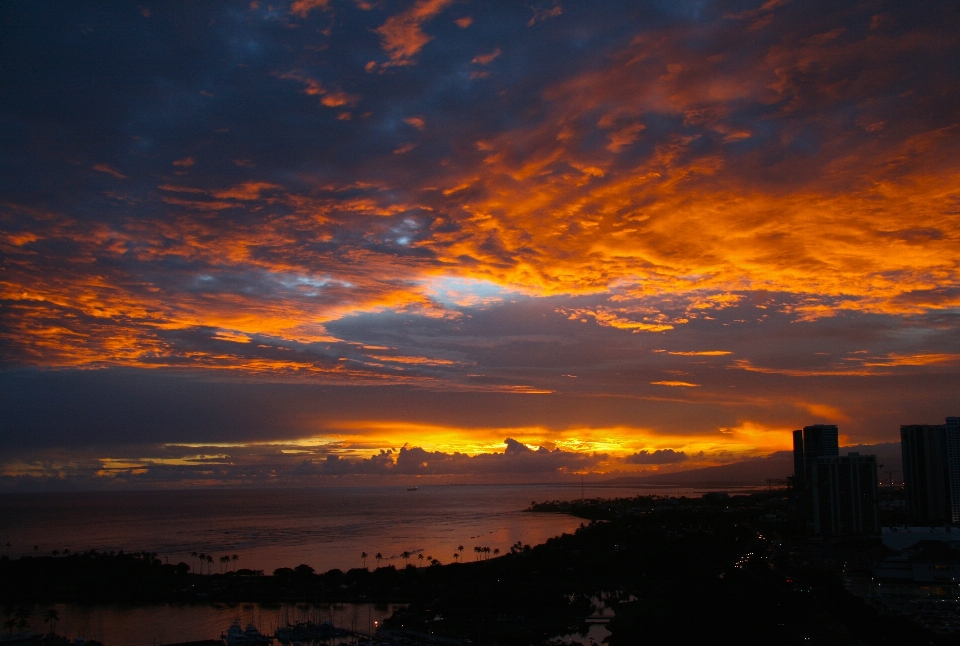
[0,483,693,573]
[12,602,403,646]
[0,483,701,646]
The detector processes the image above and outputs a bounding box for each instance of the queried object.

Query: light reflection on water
[0,484,695,573]
[26,602,402,646]
[1,484,708,645]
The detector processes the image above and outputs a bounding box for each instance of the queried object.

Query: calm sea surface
[0,484,702,646]
[17,602,403,646]
[0,484,697,573]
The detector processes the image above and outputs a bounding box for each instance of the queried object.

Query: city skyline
[2,0,960,488]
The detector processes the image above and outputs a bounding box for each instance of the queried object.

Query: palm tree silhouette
[43,609,58,635]
[473,546,481,561]
[361,552,368,569]
[375,552,383,568]
[453,553,459,562]
[457,545,464,559]
[401,551,411,567]
[220,555,229,573]
[493,548,500,557]
[191,551,198,573]
[231,554,239,571]
[417,553,424,567]
[206,554,214,572]
[13,608,29,634]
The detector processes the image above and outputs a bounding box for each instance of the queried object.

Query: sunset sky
[2,0,959,488]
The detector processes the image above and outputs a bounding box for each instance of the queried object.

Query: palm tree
[375,552,383,568]
[13,608,30,634]
[43,609,59,635]
[231,554,239,571]
[401,551,411,567]
[493,548,500,557]
[191,551,198,573]
[473,546,481,561]
[457,545,464,559]
[198,553,206,574]
[484,547,491,559]
[417,553,424,567]
[220,555,229,573]
[206,554,214,573]
[453,553,459,562]
[361,552,368,569]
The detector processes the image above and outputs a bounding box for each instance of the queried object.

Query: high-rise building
[792,430,806,493]
[948,417,960,524]
[902,418,960,525]
[810,453,879,535]
[793,424,839,489]
[793,424,840,522]
[901,423,952,524]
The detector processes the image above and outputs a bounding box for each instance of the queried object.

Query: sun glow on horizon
[2,0,959,488]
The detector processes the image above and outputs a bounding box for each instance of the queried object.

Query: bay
[0,484,692,573]
[13,602,402,646]
[1,483,708,646]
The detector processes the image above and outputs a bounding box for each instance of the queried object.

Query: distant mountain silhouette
[604,443,902,487]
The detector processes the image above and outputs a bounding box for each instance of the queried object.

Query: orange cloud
[650,381,701,387]
[471,48,501,65]
[93,164,126,179]
[374,0,453,64]
[857,353,960,367]
[278,71,360,108]
[528,4,562,27]
[562,308,676,332]
[730,359,879,377]
[290,0,329,17]
[4,5,960,398]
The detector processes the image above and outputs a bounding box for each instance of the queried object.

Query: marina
[1,603,404,646]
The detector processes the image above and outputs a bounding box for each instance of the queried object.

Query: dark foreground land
[2,491,953,645]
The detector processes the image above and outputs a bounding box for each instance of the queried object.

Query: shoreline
[6,489,953,645]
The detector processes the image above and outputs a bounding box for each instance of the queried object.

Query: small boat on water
[407,486,418,491]
[222,621,272,646]
[274,621,348,643]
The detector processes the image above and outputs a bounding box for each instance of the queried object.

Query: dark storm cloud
[624,449,688,464]
[313,438,599,475]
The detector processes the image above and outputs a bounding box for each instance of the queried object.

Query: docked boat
[222,621,272,646]
[274,622,348,643]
